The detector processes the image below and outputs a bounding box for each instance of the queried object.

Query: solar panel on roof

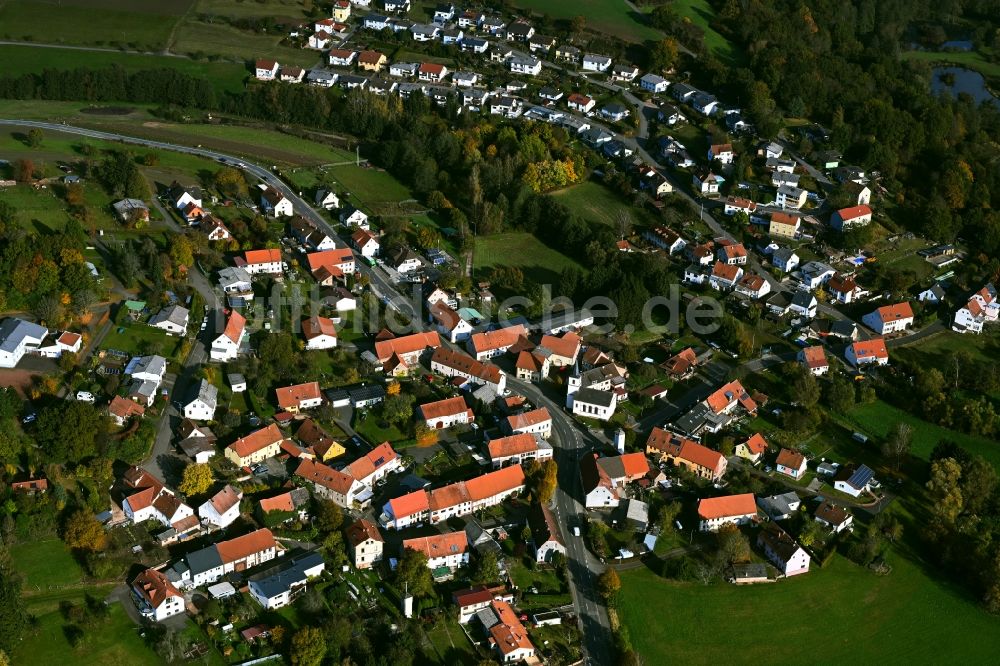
[848,464,874,489]
[374,456,385,467]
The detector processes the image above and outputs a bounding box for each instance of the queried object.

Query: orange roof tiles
[358,50,385,64]
[712,261,741,282]
[676,441,724,472]
[539,332,581,359]
[419,62,446,75]
[244,248,281,265]
[403,531,468,559]
[389,489,431,520]
[698,493,757,520]
[466,464,525,501]
[295,458,357,495]
[259,492,295,513]
[57,331,81,346]
[506,407,551,431]
[705,380,751,414]
[302,316,337,340]
[346,518,383,547]
[873,301,914,322]
[488,434,539,460]
[420,396,471,421]
[568,93,592,105]
[777,448,806,470]
[307,248,354,273]
[742,433,768,456]
[275,381,322,410]
[133,568,181,608]
[428,483,470,511]
[215,528,276,564]
[229,424,284,459]
[850,338,888,360]
[431,347,503,385]
[489,599,534,656]
[827,274,857,294]
[375,331,441,362]
[207,485,242,515]
[109,394,145,420]
[469,325,527,355]
[770,211,799,226]
[221,310,246,343]
[801,345,828,369]
[836,204,872,220]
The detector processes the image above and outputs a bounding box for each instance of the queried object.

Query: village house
[644,225,686,254]
[640,73,669,93]
[483,599,536,663]
[506,407,552,439]
[830,204,873,231]
[815,501,854,533]
[582,53,612,72]
[736,273,771,300]
[420,395,474,430]
[735,432,768,464]
[506,19,535,41]
[724,196,756,216]
[198,485,243,530]
[341,205,370,228]
[529,503,565,564]
[846,338,889,366]
[260,188,293,217]
[708,143,734,164]
[769,211,800,239]
[418,62,448,83]
[758,523,810,576]
[292,217,337,250]
[241,248,284,276]
[148,304,189,335]
[674,379,758,435]
[789,291,818,318]
[279,66,305,83]
[698,493,758,531]
[404,532,470,574]
[117,466,194,529]
[382,465,526,528]
[131,569,185,622]
[693,170,724,195]
[358,50,387,72]
[953,284,999,333]
[346,518,384,569]
[225,424,286,468]
[430,347,507,395]
[218,266,252,295]
[580,453,649,508]
[487,433,552,469]
[661,347,698,379]
[178,420,216,464]
[798,261,836,290]
[210,310,246,362]
[833,464,875,498]
[429,301,474,343]
[109,395,145,427]
[827,273,865,304]
[468,324,527,360]
[306,248,355,285]
[710,261,743,291]
[771,247,800,273]
[275,381,323,413]
[375,330,441,375]
[202,215,231,240]
[255,59,279,80]
[352,228,380,258]
[567,93,595,113]
[170,528,282,589]
[863,302,914,335]
[295,458,364,508]
[302,316,338,350]
[776,448,808,479]
[248,552,325,610]
[509,55,542,76]
[645,428,727,481]
[798,345,829,375]
[328,48,357,67]
[183,379,218,421]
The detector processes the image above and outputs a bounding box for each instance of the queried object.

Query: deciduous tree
[178,463,213,497]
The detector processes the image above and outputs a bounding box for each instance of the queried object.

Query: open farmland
[512,0,663,43]
[0,0,192,51]
[619,555,1000,664]
[473,231,584,286]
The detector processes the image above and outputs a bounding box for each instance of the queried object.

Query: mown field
[0,0,192,51]
[0,45,248,95]
[550,179,657,229]
[473,231,584,286]
[512,0,663,43]
[671,0,742,64]
[902,49,1000,80]
[619,553,1000,664]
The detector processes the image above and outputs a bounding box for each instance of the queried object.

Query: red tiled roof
[698,493,757,520]
[770,211,799,226]
[215,528,276,564]
[742,433,768,456]
[420,396,471,421]
[275,381,322,410]
[109,394,145,420]
[346,518,383,547]
[133,568,181,608]
[358,50,385,64]
[489,599,534,656]
[488,434,539,460]
[57,331,81,346]
[295,458,357,495]
[207,485,242,515]
[469,325,527,354]
[229,424,284,459]
[302,316,337,340]
[403,531,468,559]
[344,442,398,482]
[705,380,753,414]
[776,448,806,470]
[244,248,281,265]
[419,62,446,75]
[677,441,724,473]
[836,204,872,220]
[506,407,550,431]
[850,338,888,360]
[873,301,914,322]
[466,464,525,501]
[259,492,295,513]
[375,331,441,362]
[221,310,246,343]
[712,261,741,282]
[539,332,581,359]
[389,489,430,520]
[568,93,592,105]
[800,345,828,369]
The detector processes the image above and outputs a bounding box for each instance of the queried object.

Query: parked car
[75,391,95,403]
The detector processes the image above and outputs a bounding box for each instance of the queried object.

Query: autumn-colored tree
[62,509,108,552]
[289,626,326,666]
[597,567,621,602]
[169,235,195,270]
[14,159,34,183]
[214,167,248,198]
[178,463,213,497]
[64,183,85,207]
[535,459,558,504]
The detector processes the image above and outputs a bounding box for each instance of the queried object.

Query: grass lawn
[619,553,1000,664]
[671,0,742,65]
[0,44,248,94]
[902,49,1000,80]
[14,602,164,666]
[101,321,185,362]
[354,409,410,445]
[424,618,479,665]
[325,164,416,204]
[845,399,1000,471]
[0,0,189,51]
[473,232,584,286]
[169,18,320,67]
[11,539,85,591]
[894,328,1000,368]
[0,184,74,232]
[550,179,657,229]
[512,0,663,43]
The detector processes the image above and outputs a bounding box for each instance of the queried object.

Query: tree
[715,526,751,567]
[0,548,27,653]
[472,550,501,585]
[396,547,434,598]
[214,167,248,198]
[289,626,326,666]
[570,15,586,35]
[648,38,679,73]
[597,567,621,603]
[169,234,195,270]
[26,128,43,148]
[382,393,415,427]
[926,457,964,525]
[62,509,108,552]
[178,463,213,497]
[34,401,107,463]
[313,499,344,534]
[14,159,34,183]
[658,502,682,534]
[535,459,558,504]
[882,422,913,470]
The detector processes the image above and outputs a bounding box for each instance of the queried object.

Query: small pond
[931,66,999,107]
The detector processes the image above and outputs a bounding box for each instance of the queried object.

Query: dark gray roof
[185,543,224,576]
[0,318,47,355]
[791,291,816,308]
[575,387,615,408]
[247,552,325,599]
